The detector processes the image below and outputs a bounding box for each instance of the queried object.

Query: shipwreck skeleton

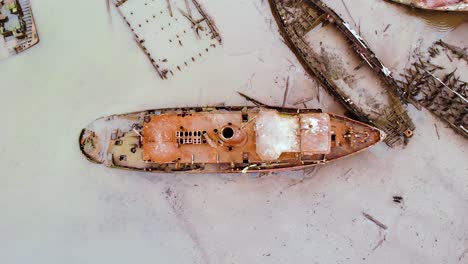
[400,40,468,138]
[268,0,415,147]
[113,0,221,79]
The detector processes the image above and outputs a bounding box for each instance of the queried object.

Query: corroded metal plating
[79,106,385,173]
[389,0,468,11]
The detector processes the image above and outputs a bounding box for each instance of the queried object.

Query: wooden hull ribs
[268,0,415,147]
[112,0,221,79]
[400,40,468,138]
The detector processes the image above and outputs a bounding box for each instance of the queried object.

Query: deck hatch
[299,113,331,154]
[175,130,205,145]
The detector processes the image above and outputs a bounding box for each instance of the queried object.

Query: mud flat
[0,0,467,263]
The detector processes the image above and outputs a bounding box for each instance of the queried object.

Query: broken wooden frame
[112,0,221,79]
[268,0,415,147]
[400,40,467,138]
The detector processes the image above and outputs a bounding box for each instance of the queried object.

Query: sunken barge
[268,0,415,147]
[79,106,385,173]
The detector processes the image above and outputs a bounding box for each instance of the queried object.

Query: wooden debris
[184,0,192,17]
[383,24,391,33]
[106,0,111,17]
[340,0,357,27]
[191,0,222,43]
[434,124,440,140]
[436,40,468,62]
[400,40,468,138]
[282,76,290,108]
[372,234,386,251]
[237,92,268,107]
[392,195,403,203]
[166,0,173,17]
[362,212,388,230]
[294,97,315,106]
[268,0,415,147]
[112,0,222,80]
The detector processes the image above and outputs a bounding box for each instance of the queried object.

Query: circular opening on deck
[222,127,234,139]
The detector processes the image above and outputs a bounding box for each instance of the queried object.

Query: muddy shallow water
[0,0,467,263]
[405,8,468,31]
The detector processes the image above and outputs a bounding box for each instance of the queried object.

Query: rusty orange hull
[79,107,385,173]
[389,0,468,11]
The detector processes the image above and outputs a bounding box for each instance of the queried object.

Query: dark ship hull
[268,0,415,147]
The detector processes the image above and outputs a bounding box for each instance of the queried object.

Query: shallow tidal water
[0,0,467,263]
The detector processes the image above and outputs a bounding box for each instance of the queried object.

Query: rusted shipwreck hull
[269,0,415,147]
[79,107,385,173]
[389,0,468,11]
[0,0,39,60]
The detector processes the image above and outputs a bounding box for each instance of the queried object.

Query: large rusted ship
[80,107,385,173]
[389,0,468,11]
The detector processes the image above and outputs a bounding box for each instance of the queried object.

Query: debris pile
[400,40,467,138]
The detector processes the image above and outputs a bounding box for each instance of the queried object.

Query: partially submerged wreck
[400,40,467,138]
[113,0,221,79]
[80,107,385,173]
[0,0,39,60]
[389,0,468,11]
[269,0,415,147]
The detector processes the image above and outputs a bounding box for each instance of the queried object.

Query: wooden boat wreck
[400,40,468,138]
[389,0,468,11]
[112,0,221,79]
[269,0,415,147]
[79,107,385,173]
[0,0,39,60]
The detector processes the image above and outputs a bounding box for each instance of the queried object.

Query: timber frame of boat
[112,0,221,79]
[268,0,415,147]
[400,40,468,138]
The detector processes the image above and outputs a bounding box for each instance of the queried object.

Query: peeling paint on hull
[389,0,468,11]
[79,106,385,174]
